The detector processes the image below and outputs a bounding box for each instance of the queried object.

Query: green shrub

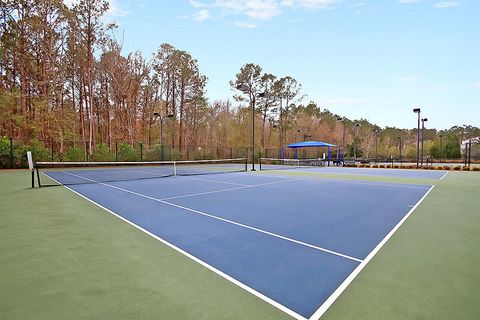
[170,149,182,161]
[15,139,51,167]
[0,137,12,168]
[64,147,85,161]
[117,143,139,162]
[472,167,479,171]
[453,166,461,171]
[193,149,205,160]
[90,143,114,161]
[143,144,165,161]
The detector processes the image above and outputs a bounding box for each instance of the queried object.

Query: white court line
[42,172,307,320]
[307,178,431,190]
[308,185,436,320]
[253,171,431,190]
[440,171,449,180]
[61,171,361,263]
[128,169,251,187]
[161,178,304,201]
[46,170,433,319]
[179,175,250,187]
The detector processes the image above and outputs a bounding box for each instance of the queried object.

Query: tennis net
[259,158,324,171]
[33,158,247,187]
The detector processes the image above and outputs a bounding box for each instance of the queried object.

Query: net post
[27,151,34,188]
[173,161,177,176]
[259,157,262,171]
[36,168,41,188]
[140,142,143,162]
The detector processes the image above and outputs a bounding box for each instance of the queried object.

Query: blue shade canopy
[287,141,336,149]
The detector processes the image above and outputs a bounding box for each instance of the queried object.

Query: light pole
[398,136,403,164]
[153,112,174,145]
[373,129,379,163]
[337,117,346,159]
[413,108,421,168]
[421,118,428,165]
[236,84,268,171]
[353,123,361,160]
[153,112,174,160]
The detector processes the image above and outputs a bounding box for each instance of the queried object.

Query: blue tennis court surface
[266,165,447,180]
[46,171,432,319]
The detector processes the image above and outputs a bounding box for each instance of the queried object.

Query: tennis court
[35,160,434,319]
[259,158,448,180]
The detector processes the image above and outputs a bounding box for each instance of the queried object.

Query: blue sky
[97,0,479,130]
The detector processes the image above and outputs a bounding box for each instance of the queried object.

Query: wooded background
[1,0,479,166]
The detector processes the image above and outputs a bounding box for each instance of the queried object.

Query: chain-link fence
[2,137,478,169]
[0,137,252,168]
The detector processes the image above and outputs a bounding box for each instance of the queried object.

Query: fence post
[9,137,14,168]
[139,142,143,162]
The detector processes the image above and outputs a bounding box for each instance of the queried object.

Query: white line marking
[309,178,431,190]
[41,172,307,320]
[308,185,436,320]
[62,171,360,263]
[440,171,449,180]
[178,176,251,187]
[161,186,249,200]
[161,178,305,201]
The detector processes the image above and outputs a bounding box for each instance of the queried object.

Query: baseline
[309,185,436,319]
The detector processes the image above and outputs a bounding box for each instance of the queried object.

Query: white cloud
[190,0,207,8]
[194,9,211,21]
[234,21,258,28]
[186,0,338,22]
[106,0,130,17]
[349,2,365,8]
[280,0,294,7]
[473,81,480,88]
[214,0,281,20]
[299,0,338,9]
[433,1,460,8]
[63,0,130,20]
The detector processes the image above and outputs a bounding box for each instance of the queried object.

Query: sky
[88,0,479,130]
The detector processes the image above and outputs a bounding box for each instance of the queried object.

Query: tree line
[1,0,478,163]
